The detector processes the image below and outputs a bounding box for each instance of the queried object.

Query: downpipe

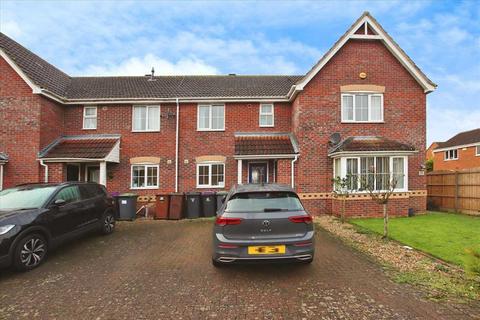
[39,160,48,183]
[291,155,298,189]
[175,98,180,192]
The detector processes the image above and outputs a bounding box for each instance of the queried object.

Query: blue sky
[1,0,479,144]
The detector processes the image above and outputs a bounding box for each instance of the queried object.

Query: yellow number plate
[248,245,286,255]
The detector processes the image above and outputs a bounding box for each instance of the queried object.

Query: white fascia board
[0,49,42,93]
[38,157,107,162]
[62,96,289,105]
[328,150,417,158]
[433,143,480,153]
[233,154,298,160]
[291,15,436,97]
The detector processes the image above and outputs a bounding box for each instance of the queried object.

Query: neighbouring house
[0,12,436,217]
[431,128,480,171]
[426,142,439,161]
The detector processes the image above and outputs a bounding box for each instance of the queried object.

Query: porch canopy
[234,133,299,185]
[38,135,120,186]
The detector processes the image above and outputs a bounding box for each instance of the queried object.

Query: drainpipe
[175,98,180,192]
[291,155,298,189]
[39,160,49,183]
[0,164,3,191]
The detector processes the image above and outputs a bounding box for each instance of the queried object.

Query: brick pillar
[48,163,65,183]
[276,159,291,186]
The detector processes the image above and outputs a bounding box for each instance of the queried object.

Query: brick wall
[292,39,427,215]
[433,146,480,171]
[332,197,410,218]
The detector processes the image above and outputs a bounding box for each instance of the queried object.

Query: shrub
[464,246,480,276]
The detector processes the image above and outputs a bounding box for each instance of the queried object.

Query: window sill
[82,128,97,130]
[259,125,275,128]
[197,129,225,132]
[131,130,161,133]
[130,186,159,190]
[341,121,384,124]
[196,185,225,189]
[444,158,458,161]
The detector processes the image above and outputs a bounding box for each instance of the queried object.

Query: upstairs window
[476,145,480,156]
[445,149,458,160]
[341,93,383,122]
[197,105,225,131]
[132,106,160,132]
[83,106,97,129]
[197,163,225,188]
[259,104,274,127]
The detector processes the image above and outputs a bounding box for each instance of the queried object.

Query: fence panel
[427,169,480,215]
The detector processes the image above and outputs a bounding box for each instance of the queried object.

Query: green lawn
[350,212,480,267]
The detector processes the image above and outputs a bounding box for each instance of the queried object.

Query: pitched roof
[435,128,480,150]
[39,136,119,159]
[234,133,297,156]
[0,33,70,97]
[65,75,302,100]
[295,12,436,93]
[329,136,416,155]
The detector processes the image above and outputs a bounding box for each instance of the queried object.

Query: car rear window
[225,192,304,213]
[0,186,57,210]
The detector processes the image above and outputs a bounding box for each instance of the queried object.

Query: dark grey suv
[212,184,314,267]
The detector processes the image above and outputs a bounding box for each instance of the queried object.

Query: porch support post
[99,161,107,187]
[0,164,3,191]
[237,159,243,185]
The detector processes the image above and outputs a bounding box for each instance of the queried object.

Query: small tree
[363,176,397,239]
[425,159,434,172]
[332,175,354,223]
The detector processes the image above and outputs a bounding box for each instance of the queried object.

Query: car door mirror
[221,196,226,204]
[53,199,67,206]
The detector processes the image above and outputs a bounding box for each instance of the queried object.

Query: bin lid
[169,192,184,196]
[156,193,170,197]
[201,191,216,195]
[186,192,201,196]
[216,191,228,195]
[118,193,138,198]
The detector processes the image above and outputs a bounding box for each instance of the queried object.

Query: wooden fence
[427,169,480,215]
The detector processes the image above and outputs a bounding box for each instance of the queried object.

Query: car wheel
[13,233,48,271]
[212,258,225,268]
[101,211,116,235]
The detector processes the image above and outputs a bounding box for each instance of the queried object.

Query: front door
[66,164,80,181]
[86,166,100,183]
[249,162,268,184]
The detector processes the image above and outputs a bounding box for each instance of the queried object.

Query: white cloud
[427,104,480,143]
[82,54,218,76]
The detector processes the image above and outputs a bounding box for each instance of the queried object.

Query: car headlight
[0,225,15,235]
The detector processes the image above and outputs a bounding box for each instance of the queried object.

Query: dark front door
[66,165,80,181]
[249,162,268,184]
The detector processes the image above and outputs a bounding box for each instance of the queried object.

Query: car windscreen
[225,192,304,213]
[0,186,57,210]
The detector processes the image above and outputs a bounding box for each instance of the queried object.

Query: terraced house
[0,12,436,217]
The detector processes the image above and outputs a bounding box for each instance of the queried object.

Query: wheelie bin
[185,192,201,218]
[116,193,137,221]
[169,193,184,220]
[201,191,216,217]
[155,194,170,219]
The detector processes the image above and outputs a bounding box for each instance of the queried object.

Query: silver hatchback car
[212,184,314,267]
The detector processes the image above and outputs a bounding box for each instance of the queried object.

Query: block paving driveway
[1,219,479,319]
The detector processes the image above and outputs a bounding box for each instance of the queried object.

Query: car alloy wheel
[19,235,46,269]
[102,213,115,234]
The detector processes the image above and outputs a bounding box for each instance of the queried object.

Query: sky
[1,0,479,145]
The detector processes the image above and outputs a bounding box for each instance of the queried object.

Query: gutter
[291,155,298,189]
[39,160,48,183]
[175,98,180,193]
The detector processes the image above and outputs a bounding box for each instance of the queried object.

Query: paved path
[0,220,478,319]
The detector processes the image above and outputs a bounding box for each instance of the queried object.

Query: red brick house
[431,128,480,171]
[0,12,436,217]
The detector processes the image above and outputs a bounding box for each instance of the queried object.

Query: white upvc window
[259,103,274,127]
[476,145,480,156]
[197,104,225,131]
[83,106,97,129]
[341,93,383,122]
[197,162,225,188]
[333,155,408,192]
[444,149,458,160]
[131,164,159,189]
[132,106,160,132]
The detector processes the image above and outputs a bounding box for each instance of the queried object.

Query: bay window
[341,93,383,122]
[333,156,407,191]
[197,163,225,188]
